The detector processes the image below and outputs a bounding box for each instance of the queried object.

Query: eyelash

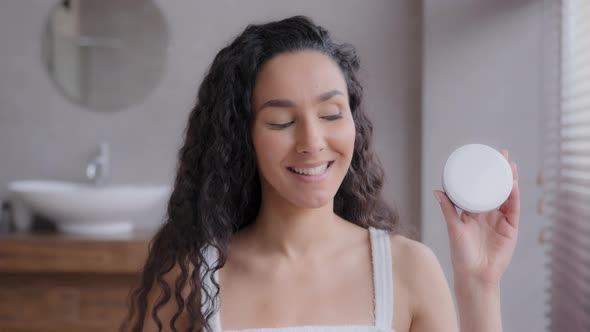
[269,114,343,129]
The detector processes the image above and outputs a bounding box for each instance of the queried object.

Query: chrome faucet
[86,142,110,186]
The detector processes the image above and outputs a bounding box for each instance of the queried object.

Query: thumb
[434,190,461,229]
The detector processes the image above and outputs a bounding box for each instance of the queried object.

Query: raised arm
[434,150,520,332]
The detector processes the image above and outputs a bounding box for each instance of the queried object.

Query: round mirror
[42,0,169,111]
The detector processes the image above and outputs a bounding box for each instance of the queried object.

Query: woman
[122,16,520,332]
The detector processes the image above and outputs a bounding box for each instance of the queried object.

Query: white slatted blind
[538,1,590,331]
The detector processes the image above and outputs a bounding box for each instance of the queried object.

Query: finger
[461,210,481,222]
[501,149,509,160]
[512,161,518,181]
[502,149,517,181]
[495,214,518,239]
[500,162,518,213]
[500,164,520,229]
[499,160,518,204]
[507,181,520,228]
[434,190,461,229]
[460,211,473,224]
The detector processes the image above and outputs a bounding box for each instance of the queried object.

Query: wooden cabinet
[0,231,152,332]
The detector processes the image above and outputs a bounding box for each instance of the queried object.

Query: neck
[250,189,343,261]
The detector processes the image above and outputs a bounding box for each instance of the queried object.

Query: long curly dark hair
[121,15,399,332]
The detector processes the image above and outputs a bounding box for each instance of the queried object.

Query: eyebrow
[258,89,344,111]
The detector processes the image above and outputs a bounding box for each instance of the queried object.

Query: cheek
[330,119,356,157]
[252,126,292,170]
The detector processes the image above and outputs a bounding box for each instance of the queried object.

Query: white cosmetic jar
[442,144,513,213]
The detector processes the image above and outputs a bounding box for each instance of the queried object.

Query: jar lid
[442,144,513,213]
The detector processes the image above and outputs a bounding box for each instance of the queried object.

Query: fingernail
[433,191,441,204]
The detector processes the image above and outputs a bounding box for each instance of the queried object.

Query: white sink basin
[8,180,170,235]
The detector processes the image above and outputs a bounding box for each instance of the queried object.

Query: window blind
[538,0,590,331]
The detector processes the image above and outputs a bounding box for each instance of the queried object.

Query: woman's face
[251,50,356,209]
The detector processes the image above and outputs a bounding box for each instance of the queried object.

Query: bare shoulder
[388,233,441,280]
[388,233,458,331]
[388,233,441,304]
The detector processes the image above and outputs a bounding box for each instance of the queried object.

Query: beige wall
[421,1,550,331]
[0,0,551,330]
[0,1,422,232]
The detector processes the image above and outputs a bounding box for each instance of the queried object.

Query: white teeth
[291,163,329,176]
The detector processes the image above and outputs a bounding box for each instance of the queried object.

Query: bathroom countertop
[0,230,156,332]
[0,229,154,274]
[0,230,156,331]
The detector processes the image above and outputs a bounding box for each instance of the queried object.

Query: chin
[290,191,334,209]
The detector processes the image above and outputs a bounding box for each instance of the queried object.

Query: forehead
[253,50,348,104]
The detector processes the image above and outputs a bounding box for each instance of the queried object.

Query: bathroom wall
[421,0,551,331]
[0,1,422,232]
[0,0,551,330]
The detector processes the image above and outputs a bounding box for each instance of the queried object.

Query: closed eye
[267,113,342,129]
[322,114,343,121]
[268,121,294,129]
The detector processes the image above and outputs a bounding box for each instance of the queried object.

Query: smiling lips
[288,161,334,176]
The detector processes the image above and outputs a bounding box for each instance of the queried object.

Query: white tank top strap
[201,244,222,331]
[201,230,395,332]
[369,227,394,331]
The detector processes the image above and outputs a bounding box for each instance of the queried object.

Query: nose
[295,118,326,154]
